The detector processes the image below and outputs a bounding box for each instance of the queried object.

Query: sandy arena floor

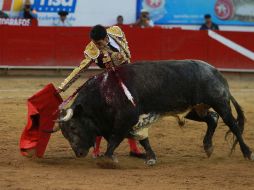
[0,73,254,190]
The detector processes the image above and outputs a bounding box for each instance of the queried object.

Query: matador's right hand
[56,87,63,94]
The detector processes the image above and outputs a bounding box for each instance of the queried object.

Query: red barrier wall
[0,26,254,70]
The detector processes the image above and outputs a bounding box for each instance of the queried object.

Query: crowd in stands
[200,14,219,30]
[53,11,72,27]
[135,9,154,28]
[111,11,218,30]
[0,1,219,30]
[19,0,37,20]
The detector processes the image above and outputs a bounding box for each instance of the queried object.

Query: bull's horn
[59,108,73,122]
[43,124,60,133]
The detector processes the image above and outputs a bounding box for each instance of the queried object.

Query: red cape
[20,83,63,157]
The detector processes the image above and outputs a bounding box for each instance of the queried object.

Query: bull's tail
[225,94,246,155]
[231,95,245,132]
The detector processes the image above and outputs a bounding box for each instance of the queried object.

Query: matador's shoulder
[107,26,124,38]
[84,41,100,59]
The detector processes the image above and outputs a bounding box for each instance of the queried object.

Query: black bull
[57,60,253,164]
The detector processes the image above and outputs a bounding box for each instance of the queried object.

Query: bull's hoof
[92,152,104,159]
[96,156,119,169]
[178,120,186,127]
[247,153,254,161]
[205,146,214,158]
[145,159,157,166]
[251,153,254,161]
[111,155,119,163]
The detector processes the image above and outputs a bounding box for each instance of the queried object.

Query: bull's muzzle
[75,149,89,158]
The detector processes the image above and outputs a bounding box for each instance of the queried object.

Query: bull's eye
[69,122,76,130]
[69,123,79,134]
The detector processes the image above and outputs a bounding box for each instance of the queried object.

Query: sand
[0,74,254,190]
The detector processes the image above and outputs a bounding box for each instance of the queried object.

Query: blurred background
[0,0,254,72]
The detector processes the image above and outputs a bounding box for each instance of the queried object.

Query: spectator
[0,10,9,18]
[135,9,154,28]
[116,15,124,26]
[19,0,37,20]
[200,14,219,30]
[53,11,71,27]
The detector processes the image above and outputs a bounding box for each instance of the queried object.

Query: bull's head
[53,105,98,157]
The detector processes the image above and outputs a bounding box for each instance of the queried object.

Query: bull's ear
[73,104,83,117]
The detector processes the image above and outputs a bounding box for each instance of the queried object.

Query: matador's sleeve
[58,56,92,92]
[58,41,100,92]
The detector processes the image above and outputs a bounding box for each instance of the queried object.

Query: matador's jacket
[58,26,131,92]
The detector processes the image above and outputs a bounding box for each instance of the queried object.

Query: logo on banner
[142,0,166,21]
[215,0,234,20]
[1,0,77,13]
[145,0,163,9]
[33,0,77,13]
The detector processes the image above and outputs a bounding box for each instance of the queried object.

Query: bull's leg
[186,110,219,157]
[104,113,137,162]
[139,138,157,166]
[213,103,253,160]
[104,135,125,163]
[95,136,124,168]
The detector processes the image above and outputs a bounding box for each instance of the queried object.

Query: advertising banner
[0,0,137,26]
[138,0,254,26]
[0,18,31,25]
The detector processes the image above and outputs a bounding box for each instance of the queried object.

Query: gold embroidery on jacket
[106,26,123,37]
[84,41,100,59]
[108,34,131,61]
